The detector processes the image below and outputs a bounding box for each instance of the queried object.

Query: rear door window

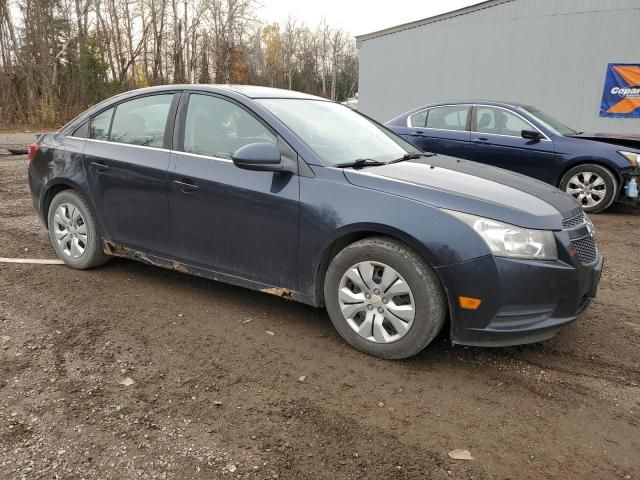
[90,108,114,141]
[425,106,469,131]
[408,110,428,128]
[183,94,276,159]
[110,94,175,147]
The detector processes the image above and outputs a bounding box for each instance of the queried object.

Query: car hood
[565,132,640,150]
[343,156,580,230]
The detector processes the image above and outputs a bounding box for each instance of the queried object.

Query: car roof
[110,84,327,101]
[60,84,330,133]
[423,100,529,109]
[391,100,531,121]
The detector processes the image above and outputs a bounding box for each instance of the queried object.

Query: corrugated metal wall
[358,0,640,134]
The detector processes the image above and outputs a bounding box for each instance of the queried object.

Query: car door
[404,105,471,158]
[83,92,179,255]
[168,92,300,289]
[469,105,556,182]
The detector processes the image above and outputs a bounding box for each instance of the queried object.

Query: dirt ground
[1,133,639,480]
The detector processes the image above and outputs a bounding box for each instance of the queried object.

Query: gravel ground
[1,133,639,479]
[0,133,45,154]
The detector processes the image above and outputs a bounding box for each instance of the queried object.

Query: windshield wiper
[334,158,386,169]
[387,152,425,164]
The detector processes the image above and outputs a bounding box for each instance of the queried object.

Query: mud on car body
[28,85,603,359]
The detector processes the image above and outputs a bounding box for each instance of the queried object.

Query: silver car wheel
[338,261,415,344]
[566,171,607,208]
[53,203,87,259]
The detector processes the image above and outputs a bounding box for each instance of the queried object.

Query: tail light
[27,143,38,163]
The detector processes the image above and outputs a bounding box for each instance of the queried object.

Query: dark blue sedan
[28,86,602,359]
[386,101,640,213]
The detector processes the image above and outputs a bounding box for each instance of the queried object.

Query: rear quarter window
[408,110,428,128]
[72,122,89,138]
[90,108,114,141]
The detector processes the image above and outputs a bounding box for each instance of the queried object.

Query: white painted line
[0,257,65,265]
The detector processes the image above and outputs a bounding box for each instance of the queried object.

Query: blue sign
[600,63,640,118]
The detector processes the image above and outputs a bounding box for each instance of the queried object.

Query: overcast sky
[258,0,483,36]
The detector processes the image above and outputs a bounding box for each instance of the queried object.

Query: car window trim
[69,136,172,153]
[472,104,551,141]
[175,150,234,163]
[67,136,237,165]
[406,104,472,133]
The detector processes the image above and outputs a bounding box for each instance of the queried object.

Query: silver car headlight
[448,211,558,260]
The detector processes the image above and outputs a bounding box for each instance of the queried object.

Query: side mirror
[521,129,542,141]
[232,143,282,171]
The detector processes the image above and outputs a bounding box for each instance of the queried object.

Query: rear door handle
[90,161,110,172]
[173,179,200,193]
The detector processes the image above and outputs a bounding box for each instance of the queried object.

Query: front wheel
[559,164,618,213]
[324,237,447,359]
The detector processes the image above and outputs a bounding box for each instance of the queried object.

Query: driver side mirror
[521,129,542,141]
[232,142,283,172]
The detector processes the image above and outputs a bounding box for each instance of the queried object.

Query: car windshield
[521,106,578,136]
[257,99,418,165]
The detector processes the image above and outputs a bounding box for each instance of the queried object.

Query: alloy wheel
[338,261,415,343]
[566,171,606,208]
[53,203,88,259]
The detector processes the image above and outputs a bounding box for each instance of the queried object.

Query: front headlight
[448,211,558,260]
[619,151,640,168]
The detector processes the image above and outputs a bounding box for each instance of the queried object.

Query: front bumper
[436,246,603,348]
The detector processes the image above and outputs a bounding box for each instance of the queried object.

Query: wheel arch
[311,223,448,308]
[40,180,95,229]
[556,157,621,193]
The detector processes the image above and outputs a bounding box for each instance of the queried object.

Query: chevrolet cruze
[28,85,603,359]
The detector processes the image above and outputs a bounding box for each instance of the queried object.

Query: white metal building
[356,0,640,134]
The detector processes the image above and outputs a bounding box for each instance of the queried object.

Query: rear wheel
[324,237,447,359]
[47,190,109,269]
[559,164,617,213]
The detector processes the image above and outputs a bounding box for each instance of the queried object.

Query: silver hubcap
[338,261,415,344]
[566,172,606,208]
[53,203,87,259]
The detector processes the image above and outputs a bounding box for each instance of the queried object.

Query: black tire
[47,190,110,269]
[324,237,447,359]
[559,163,618,214]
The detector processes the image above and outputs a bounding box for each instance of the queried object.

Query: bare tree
[0,0,358,126]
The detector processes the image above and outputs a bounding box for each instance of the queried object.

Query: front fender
[555,155,629,188]
[298,166,491,305]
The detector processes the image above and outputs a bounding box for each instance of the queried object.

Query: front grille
[563,211,586,228]
[571,236,598,264]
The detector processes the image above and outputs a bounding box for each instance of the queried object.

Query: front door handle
[472,138,489,144]
[90,161,110,172]
[173,179,200,193]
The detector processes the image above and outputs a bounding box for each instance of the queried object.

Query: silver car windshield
[257,99,418,165]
